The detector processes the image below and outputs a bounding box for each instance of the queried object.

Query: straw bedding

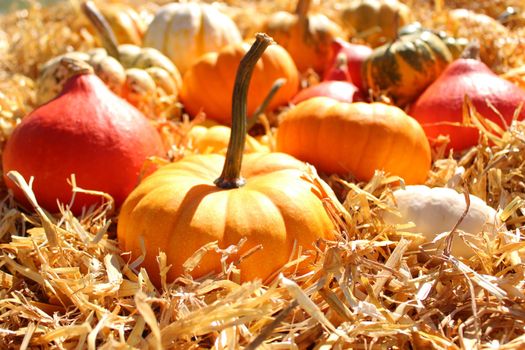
[0,0,524,349]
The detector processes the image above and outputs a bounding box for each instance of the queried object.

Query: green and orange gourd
[362,26,453,106]
[118,34,336,285]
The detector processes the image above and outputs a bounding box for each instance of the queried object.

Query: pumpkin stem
[460,41,481,60]
[81,1,121,61]
[214,33,273,189]
[247,78,286,131]
[393,10,402,41]
[295,0,311,20]
[58,56,95,78]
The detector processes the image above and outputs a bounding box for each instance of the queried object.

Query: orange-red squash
[409,55,525,152]
[118,35,335,285]
[3,60,165,214]
[276,98,431,184]
[180,40,299,125]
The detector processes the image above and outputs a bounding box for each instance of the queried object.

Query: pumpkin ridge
[349,105,372,178]
[383,119,418,181]
[168,183,227,278]
[373,117,397,176]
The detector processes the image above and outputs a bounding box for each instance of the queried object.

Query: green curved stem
[81,1,120,60]
[214,33,273,189]
[247,78,286,131]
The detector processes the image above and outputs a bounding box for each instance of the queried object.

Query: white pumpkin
[382,185,502,257]
[143,2,242,73]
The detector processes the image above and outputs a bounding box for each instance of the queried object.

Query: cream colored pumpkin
[144,2,242,73]
[382,185,502,257]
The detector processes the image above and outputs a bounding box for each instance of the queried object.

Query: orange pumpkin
[98,2,146,46]
[180,40,299,125]
[188,125,270,154]
[261,0,342,73]
[118,35,335,285]
[276,98,431,184]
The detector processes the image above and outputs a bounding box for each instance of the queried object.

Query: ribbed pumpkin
[340,0,413,47]
[144,2,242,73]
[398,22,469,60]
[261,0,342,73]
[117,34,336,285]
[180,40,299,125]
[362,28,453,106]
[37,2,182,119]
[276,98,431,184]
[98,2,146,46]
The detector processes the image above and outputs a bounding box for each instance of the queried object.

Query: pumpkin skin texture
[3,71,165,214]
[117,153,335,283]
[291,81,363,105]
[188,125,270,154]
[276,98,431,184]
[99,2,145,46]
[180,42,299,125]
[382,185,501,257]
[293,52,364,104]
[144,3,242,73]
[341,0,413,48]
[323,38,373,90]
[398,22,469,60]
[261,0,341,73]
[362,29,453,106]
[409,58,525,152]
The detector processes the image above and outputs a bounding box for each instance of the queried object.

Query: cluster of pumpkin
[2,0,523,284]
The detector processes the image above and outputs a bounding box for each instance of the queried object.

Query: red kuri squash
[3,59,165,214]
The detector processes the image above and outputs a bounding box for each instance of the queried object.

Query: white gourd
[382,185,502,257]
[143,3,242,73]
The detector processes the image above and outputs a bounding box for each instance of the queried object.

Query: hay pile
[0,1,525,349]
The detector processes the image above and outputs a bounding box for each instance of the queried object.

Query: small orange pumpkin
[261,0,342,73]
[180,39,299,125]
[276,98,431,184]
[187,125,270,154]
[118,34,335,285]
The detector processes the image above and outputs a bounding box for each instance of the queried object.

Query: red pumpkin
[409,57,525,152]
[323,38,372,90]
[291,81,363,105]
[2,60,165,214]
[291,54,364,105]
